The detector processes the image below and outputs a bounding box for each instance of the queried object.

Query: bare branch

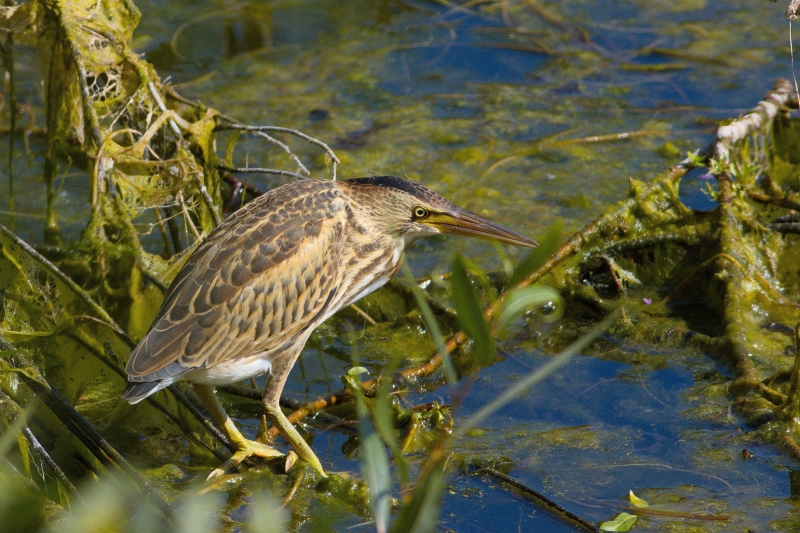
[217,121,340,180]
[218,164,308,181]
[247,130,310,177]
[147,82,183,140]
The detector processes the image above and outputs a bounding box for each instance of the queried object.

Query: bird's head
[343,176,537,249]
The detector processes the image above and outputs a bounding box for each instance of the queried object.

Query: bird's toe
[206,439,284,481]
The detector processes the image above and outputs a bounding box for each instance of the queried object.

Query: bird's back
[125,179,349,393]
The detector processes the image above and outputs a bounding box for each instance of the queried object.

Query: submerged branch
[475,467,599,532]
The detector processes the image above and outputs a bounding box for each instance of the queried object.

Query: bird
[122,175,536,479]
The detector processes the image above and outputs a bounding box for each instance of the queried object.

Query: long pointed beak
[426,209,538,248]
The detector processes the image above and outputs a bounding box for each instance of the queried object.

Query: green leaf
[373,384,408,485]
[629,490,649,508]
[224,130,242,167]
[389,456,446,533]
[451,255,495,366]
[457,255,496,301]
[491,241,514,279]
[509,221,563,287]
[348,366,370,377]
[355,380,391,533]
[686,151,705,166]
[402,264,457,385]
[343,355,393,533]
[493,285,564,333]
[16,430,30,478]
[0,403,33,459]
[600,512,637,531]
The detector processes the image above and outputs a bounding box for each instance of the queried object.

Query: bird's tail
[121,380,171,404]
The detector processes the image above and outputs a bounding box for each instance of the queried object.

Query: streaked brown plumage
[123,176,535,479]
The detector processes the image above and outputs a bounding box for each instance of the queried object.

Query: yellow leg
[264,404,327,478]
[193,384,284,480]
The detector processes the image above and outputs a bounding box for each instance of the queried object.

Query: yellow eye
[413,206,428,219]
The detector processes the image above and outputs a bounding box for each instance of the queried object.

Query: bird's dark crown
[344,176,446,206]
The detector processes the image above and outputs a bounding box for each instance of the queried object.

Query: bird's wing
[126,182,347,381]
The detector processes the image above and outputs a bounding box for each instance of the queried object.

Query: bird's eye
[413,206,429,219]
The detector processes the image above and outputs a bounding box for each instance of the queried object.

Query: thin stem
[22,427,83,501]
[217,122,340,180]
[218,164,308,181]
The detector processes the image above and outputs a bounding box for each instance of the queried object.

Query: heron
[122,176,536,479]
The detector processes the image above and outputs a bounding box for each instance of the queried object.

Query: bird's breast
[320,237,405,324]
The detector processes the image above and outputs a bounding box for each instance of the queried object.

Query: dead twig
[218,164,308,181]
[216,122,340,180]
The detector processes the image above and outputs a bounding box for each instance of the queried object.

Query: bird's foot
[206,439,284,481]
[264,404,327,478]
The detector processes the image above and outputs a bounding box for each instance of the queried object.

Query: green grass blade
[389,456,446,533]
[349,374,391,533]
[402,264,457,385]
[373,382,408,485]
[493,285,564,333]
[455,308,622,438]
[450,256,495,366]
[509,221,563,287]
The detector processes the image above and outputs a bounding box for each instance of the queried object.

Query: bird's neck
[333,204,406,310]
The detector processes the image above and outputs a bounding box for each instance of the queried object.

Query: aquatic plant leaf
[451,256,495,366]
[348,366,369,377]
[0,224,129,402]
[493,285,564,333]
[491,241,514,278]
[389,456,446,533]
[0,402,31,459]
[629,490,649,508]
[15,430,29,478]
[457,255,496,301]
[402,264,457,385]
[0,225,222,470]
[509,221,563,287]
[600,512,637,531]
[358,399,391,533]
[224,130,243,167]
[350,373,391,533]
[373,383,407,484]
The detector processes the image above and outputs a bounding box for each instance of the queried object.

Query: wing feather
[126,181,347,381]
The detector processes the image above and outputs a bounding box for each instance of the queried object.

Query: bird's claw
[206,439,284,481]
[284,450,298,473]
